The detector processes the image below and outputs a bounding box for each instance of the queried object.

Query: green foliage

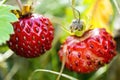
[0,5,18,45]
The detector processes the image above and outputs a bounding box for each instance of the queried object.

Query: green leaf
[0,31,10,45]
[0,13,18,22]
[0,4,16,12]
[0,21,14,34]
[0,5,18,45]
[0,21,14,45]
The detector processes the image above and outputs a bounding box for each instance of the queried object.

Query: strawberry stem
[56,46,67,80]
[28,69,78,80]
[0,49,14,62]
[113,0,120,15]
[4,61,19,80]
[88,65,108,80]
[27,0,33,5]
[71,0,81,21]
[71,0,77,19]
[15,0,23,11]
[0,0,7,5]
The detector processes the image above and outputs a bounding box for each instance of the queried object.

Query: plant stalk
[0,0,7,5]
[28,69,78,80]
[15,0,23,11]
[113,0,120,15]
[56,46,67,80]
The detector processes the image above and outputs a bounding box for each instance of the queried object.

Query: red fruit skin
[7,14,54,58]
[58,28,116,73]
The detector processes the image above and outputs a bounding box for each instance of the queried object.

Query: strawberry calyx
[70,19,86,37]
[11,5,32,19]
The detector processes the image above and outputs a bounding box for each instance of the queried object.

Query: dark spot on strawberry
[109,40,115,48]
[25,27,30,33]
[45,20,49,26]
[41,35,45,39]
[102,36,106,40]
[109,50,114,54]
[35,20,40,26]
[96,37,100,43]
[75,61,78,66]
[70,64,72,69]
[86,55,90,59]
[41,45,45,53]
[104,45,107,50]
[17,28,21,32]
[98,50,103,54]
[78,53,81,58]
[98,61,103,66]
[38,41,40,44]
[43,27,47,32]
[32,36,35,40]
[89,44,94,49]
[34,27,39,33]
[68,50,71,54]
[87,61,91,65]
[28,21,33,27]
[20,21,25,28]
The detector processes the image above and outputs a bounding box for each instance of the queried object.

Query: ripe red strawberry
[7,14,54,58]
[58,28,116,73]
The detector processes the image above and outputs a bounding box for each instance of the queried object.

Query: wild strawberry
[7,6,54,58]
[58,28,116,73]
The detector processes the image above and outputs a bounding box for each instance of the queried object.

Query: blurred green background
[0,0,120,80]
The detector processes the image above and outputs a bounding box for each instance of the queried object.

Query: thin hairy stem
[0,0,7,5]
[4,62,19,80]
[28,69,78,80]
[56,46,67,80]
[15,0,23,10]
[0,49,14,62]
[113,0,120,15]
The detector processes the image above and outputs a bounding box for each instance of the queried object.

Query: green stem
[88,65,108,80]
[28,69,78,80]
[72,0,77,19]
[27,0,33,5]
[71,0,81,21]
[113,0,120,15]
[56,46,67,80]
[0,49,14,62]
[0,0,7,5]
[15,0,23,11]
